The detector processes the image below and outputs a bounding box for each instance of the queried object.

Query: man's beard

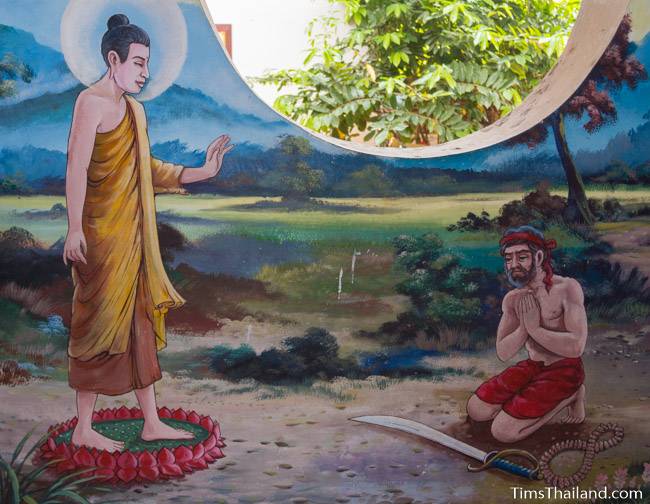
[506,264,536,288]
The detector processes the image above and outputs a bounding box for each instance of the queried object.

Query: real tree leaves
[254,0,579,146]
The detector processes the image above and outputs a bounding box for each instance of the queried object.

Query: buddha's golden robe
[69,96,186,362]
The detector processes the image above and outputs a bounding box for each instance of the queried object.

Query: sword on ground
[351,415,541,480]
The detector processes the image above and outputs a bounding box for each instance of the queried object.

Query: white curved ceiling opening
[200,0,630,159]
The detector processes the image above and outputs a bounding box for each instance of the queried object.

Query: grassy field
[2,190,649,332]
[4,189,649,243]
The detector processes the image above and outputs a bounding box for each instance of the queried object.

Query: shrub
[0,360,31,386]
[446,211,495,232]
[361,233,502,350]
[554,247,650,323]
[207,327,471,383]
[588,197,628,222]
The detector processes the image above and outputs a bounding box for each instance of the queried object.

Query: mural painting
[0,0,649,502]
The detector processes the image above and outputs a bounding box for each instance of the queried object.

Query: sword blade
[352,415,487,462]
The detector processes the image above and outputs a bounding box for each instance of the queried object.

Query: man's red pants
[474,357,585,419]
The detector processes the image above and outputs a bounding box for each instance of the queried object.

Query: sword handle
[468,449,541,480]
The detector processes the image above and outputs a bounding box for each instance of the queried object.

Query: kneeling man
[466,225,587,443]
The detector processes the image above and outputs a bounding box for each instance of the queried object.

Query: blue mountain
[0,24,77,104]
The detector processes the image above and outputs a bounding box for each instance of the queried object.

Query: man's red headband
[499,232,557,252]
[499,231,557,291]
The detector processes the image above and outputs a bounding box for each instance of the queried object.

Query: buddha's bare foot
[141,420,194,441]
[562,384,586,424]
[71,426,124,452]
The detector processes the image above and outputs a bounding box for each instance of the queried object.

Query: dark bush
[0,360,31,386]
[207,326,456,383]
[446,211,496,232]
[0,227,68,287]
[157,222,188,264]
[588,198,628,222]
[209,344,257,379]
[497,183,566,229]
[208,327,359,384]
[554,247,650,322]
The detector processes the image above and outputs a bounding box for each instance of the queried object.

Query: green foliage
[332,164,398,196]
[0,176,30,195]
[263,136,324,200]
[255,0,579,146]
[392,233,486,324]
[0,53,34,99]
[0,429,101,504]
[359,232,501,349]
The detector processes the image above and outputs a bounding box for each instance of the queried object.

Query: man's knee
[490,412,528,443]
[466,394,501,422]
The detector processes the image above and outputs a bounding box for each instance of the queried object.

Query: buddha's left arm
[150,157,188,195]
[529,279,588,358]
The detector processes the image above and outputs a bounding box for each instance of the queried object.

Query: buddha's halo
[60,0,187,101]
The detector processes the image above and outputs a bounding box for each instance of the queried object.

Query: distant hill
[0,24,77,104]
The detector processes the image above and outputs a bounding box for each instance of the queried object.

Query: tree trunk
[550,112,595,224]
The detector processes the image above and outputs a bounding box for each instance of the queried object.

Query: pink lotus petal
[207,447,225,459]
[138,451,157,468]
[72,447,95,468]
[189,459,208,470]
[57,460,77,473]
[96,450,116,469]
[158,447,175,465]
[117,451,138,469]
[54,443,71,459]
[101,409,115,421]
[94,468,115,481]
[139,466,160,481]
[158,407,172,419]
[116,467,138,483]
[187,411,200,424]
[173,445,193,464]
[200,417,214,432]
[159,463,183,477]
[179,462,194,473]
[192,444,205,460]
[203,434,217,451]
[115,406,131,420]
[172,409,188,421]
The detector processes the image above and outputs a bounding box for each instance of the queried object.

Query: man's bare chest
[536,291,565,328]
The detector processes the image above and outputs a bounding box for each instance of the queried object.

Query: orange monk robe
[69,95,187,361]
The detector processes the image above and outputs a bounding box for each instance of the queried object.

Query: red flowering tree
[511,14,646,224]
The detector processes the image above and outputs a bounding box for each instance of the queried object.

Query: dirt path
[1,324,649,504]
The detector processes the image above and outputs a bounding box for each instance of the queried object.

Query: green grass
[4,190,648,246]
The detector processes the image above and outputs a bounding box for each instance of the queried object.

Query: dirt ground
[1,320,649,504]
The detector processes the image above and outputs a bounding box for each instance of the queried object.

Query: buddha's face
[108,43,150,94]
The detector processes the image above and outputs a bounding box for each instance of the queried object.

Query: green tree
[256,0,579,146]
[0,53,34,99]
[333,164,397,196]
[277,135,324,200]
